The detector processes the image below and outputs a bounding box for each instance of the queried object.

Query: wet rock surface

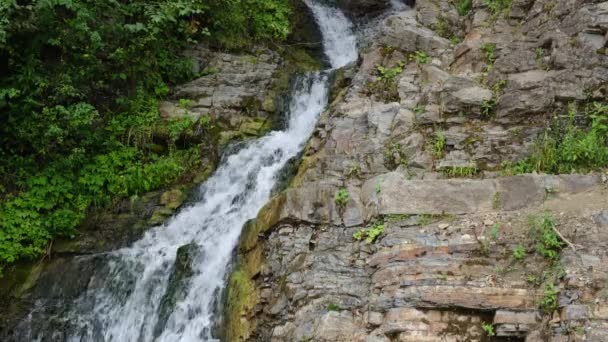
[229,1,608,341]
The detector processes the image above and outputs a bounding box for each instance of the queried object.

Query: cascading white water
[43,2,358,342]
[304,0,357,69]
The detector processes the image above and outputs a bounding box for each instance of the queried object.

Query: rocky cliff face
[228,1,608,341]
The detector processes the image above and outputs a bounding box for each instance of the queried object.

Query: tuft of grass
[455,0,472,16]
[481,42,497,66]
[431,131,446,159]
[442,166,479,178]
[483,0,512,18]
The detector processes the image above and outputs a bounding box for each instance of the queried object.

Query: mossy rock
[224,266,260,342]
[160,189,186,210]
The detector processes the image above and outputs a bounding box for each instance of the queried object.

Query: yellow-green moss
[224,266,260,341]
[240,193,286,252]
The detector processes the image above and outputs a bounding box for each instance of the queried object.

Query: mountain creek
[2,0,608,341]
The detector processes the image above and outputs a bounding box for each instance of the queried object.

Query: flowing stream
[31,2,358,341]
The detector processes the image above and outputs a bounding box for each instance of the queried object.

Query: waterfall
[25,1,358,341]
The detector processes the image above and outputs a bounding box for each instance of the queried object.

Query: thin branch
[552,224,580,252]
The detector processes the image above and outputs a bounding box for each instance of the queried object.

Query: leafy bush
[0,0,292,274]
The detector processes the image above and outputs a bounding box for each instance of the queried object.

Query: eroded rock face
[229,1,608,341]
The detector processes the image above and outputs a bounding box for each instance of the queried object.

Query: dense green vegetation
[504,103,608,174]
[0,0,291,274]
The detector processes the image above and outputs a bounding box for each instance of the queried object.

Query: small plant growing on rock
[410,50,429,64]
[377,64,404,82]
[481,42,497,72]
[335,188,350,208]
[353,222,385,243]
[483,0,512,18]
[455,0,472,16]
[529,214,564,260]
[513,244,526,261]
[432,131,446,159]
[178,98,193,109]
[540,283,559,312]
[442,166,478,178]
[481,98,496,118]
[481,322,495,337]
[419,214,433,226]
[413,104,426,115]
[327,303,339,311]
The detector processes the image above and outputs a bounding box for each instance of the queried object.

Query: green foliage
[410,50,429,64]
[529,214,564,260]
[431,131,446,159]
[481,99,496,118]
[483,0,512,17]
[335,188,351,208]
[353,222,385,244]
[512,244,526,261]
[377,64,404,82]
[442,165,479,178]
[540,283,559,312]
[455,0,472,16]
[327,303,339,311]
[419,214,433,226]
[481,43,497,62]
[0,0,292,272]
[481,322,495,337]
[490,223,500,241]
[506,103,608,174]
